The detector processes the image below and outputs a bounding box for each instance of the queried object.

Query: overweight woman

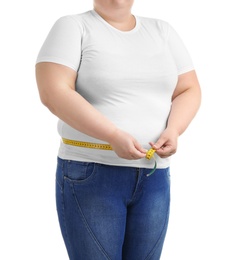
[35,0,201,259]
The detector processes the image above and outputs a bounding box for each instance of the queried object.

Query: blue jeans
[56,157,170,260]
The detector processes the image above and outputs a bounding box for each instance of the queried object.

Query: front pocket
[64,160,96,182]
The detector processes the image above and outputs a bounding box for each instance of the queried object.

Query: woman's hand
[150,128,179,158]
[108,129,147,160]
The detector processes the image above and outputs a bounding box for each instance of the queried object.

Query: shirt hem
[35,56,78,72]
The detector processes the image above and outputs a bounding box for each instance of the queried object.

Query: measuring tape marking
[62,138,113,150]
[145,148,156,160]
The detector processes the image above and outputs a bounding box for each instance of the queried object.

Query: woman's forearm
[167,86,201,136]
[46,87,118,143]
[150,70,201,157]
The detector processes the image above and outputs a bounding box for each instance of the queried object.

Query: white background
[1,0,241,259]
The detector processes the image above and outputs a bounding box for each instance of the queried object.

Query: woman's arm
[35,62,146,159]
[151,70,201,158]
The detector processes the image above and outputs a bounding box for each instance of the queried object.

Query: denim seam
[127,168,143,206]
[144,203,170,260]
[56,178,62,191]
[60,162,75,260]
[72,184,112,260]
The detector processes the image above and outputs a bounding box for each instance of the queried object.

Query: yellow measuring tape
[62,138,113,150]
[62,138,157,176]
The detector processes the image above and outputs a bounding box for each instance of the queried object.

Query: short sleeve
[36,16,82,71]
[167,24,194,75]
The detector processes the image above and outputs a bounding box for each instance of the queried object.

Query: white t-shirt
[36,10,194,169]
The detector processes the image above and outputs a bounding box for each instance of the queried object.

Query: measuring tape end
[145,148,156,160]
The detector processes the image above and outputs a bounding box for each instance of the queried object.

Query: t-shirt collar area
[90,9,140,34]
